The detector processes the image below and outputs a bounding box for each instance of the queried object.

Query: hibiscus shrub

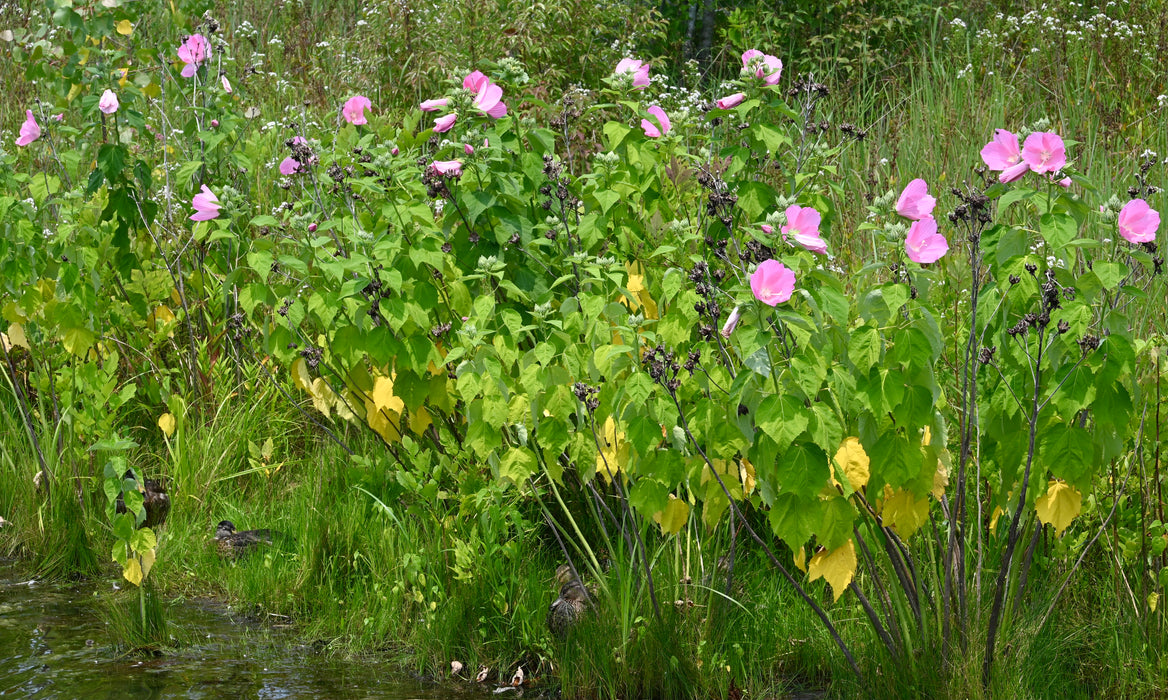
[1,0,1164,689]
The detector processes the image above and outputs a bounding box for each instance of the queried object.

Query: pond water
[0,563,485,699]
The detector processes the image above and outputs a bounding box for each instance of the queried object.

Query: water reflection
[0,565,466,700]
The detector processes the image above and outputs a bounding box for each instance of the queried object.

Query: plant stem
[668,391,862,678]
[983,324,1046,688]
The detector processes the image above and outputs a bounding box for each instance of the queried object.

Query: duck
[212,520,274,559]
[114,471,171,529]
[547,564,591,637]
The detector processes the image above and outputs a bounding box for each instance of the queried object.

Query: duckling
[212,520,274,559]
[115,471,171,529]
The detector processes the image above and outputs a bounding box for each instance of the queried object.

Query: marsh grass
[100,583,171,652]
[2,371,1165,697]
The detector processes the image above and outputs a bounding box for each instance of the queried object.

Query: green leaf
[1040,211,1078,250]
[750,122,789,153]
[769,492,815,547]
[869,433,918,491]
[736,181,777,221]
[817,496,857,549]
[848,326,881,374]
[29,174,61,204]
[994,226,1029,266]
[881,284,909,314]
[112,513,135,542]
[623,372,654,409]
[591,189,620,215]
[1038,424,1094,487]
[130,527,157,554]
[755,395,810,452]
[1092,261,1128,290]
[603,121,632,151]
[629,479,670,516]
[777,443,830,499]
[893,384,934,428]
[97,143,126,181]
[998,187,1037,211]
[499,447,537,484]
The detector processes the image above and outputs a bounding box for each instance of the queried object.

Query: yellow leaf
[739,457,756,496]
[364,396,402,443]
[626,264,645,293]
[990,505,1004,534]
[410,406,432,436]
[881,487,930,539]
[291,357,312,392]
[8,322,30,350]
[335,389,360,423]
[115,19,132,35]
[637,288,659,321]
[932,459,950,499]
[158,412,176,437]
[1035,480,1082,537]
[792,546,807,573]
[149,304,176,337]
[619,262,659,320]
[830,437,870,492]
[309,377,337,418]
[595,415,628,483]
[1149,592,1159,613]
[921,426,951,498]
[372,375,405,414]
[808,539,856,602]
[139,549,155,581]
[654,495,690,535]
[123,557,143,586]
